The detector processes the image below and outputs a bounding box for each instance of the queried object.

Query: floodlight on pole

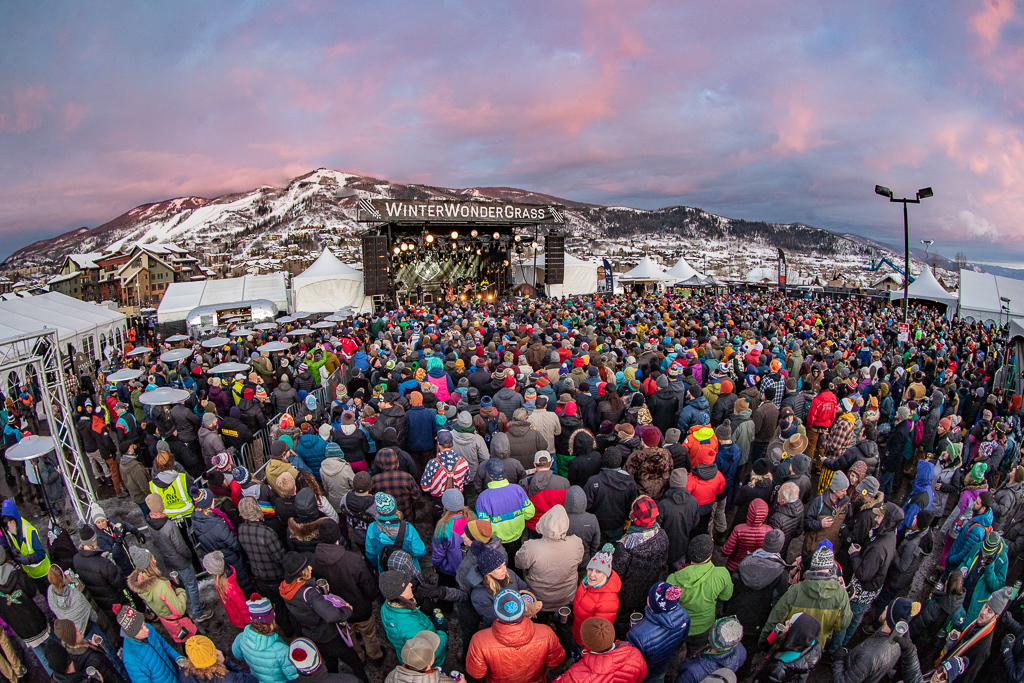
[875,183,933,326]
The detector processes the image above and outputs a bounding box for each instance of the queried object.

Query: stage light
[407,243,415,250]
[460,294,466,301]
[464,245,471,252]
[400,243,408,251]
[487,294,493,301]
[503,260,509,266]
[476,248,482,255]
[450,231,459,239]
[393,246,401,254]
[492,232,500,240]
[477,293,482,299]
[425,234,434,244]
[514,235,521,242]
[470,230,478,238]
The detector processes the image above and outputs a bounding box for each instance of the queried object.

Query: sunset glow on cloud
[3,1,1024,262]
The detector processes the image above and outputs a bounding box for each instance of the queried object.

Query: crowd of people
[0,288,1022,683]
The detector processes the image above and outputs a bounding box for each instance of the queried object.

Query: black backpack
[378,520,407,571]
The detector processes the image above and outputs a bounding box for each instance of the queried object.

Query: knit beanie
[630,496,658,528]
[247,594,275,623]
[115,604,145,639]
[352,471,372,493]
[580,617,615,653]
[201,550,225,576]
[493,589,526,623]
[587,544,615,578]
[665,428,682,445]
[829,470,849,492]
[442,489,464,512]
[378,570,412,601]
[145,493,164,514]
[709,616,743,652]
[129,546,151,571]
[669,468,688,488]
[884,597,921,631]
[689,534,714,563]
[983,531,1002,555]
[810,543,835,571]
[473,541,506,576]
[465,519,493,543]
[640,427,662,448]
[374,492,397,517]
[715,422,732,442]
[289,638,322,675]
[762,528,785,554]
[647,582,682,614]
[186,635,217,669]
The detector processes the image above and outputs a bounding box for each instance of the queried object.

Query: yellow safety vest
[150,473,194,519]
[9,520,50,579]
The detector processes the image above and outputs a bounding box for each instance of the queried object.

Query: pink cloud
[971,0,1014,51]
[0,86,49,133]
[62,102,87,133]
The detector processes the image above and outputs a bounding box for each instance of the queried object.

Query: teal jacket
[959,538,1008,624]
[122,630,180,683]
[231,625,297,683]
[380,601,447,667]
[476,479,535,543]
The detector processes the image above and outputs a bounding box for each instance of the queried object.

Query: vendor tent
[618,256,669,291]
[157,272,289,323]
[665,256,701,282]
[513,253,599,297]
[0,291,127,390]
[291,248,372,313]
[891,266,956,311]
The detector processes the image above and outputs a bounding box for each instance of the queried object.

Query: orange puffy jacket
[684,425,719,466]
[571,571,622,646]
[554,641,648,683]
[466,617,565,683]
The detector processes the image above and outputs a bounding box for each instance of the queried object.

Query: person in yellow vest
[0,499,49,587]
[149,450,195,520]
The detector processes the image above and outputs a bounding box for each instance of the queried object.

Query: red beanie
[503,375,516,389]
[641,427,662,448]
[564,401,577,417]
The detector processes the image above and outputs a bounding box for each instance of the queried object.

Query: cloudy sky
[2,1,1023,264]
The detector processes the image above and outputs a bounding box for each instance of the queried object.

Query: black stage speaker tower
[362,236,390,296]
[546,234,565,285]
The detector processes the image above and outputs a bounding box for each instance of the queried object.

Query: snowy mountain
[2,168,923,286]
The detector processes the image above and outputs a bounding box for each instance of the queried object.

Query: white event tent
[157,273,289,323]
[0,291,127,391]
[665,256,701,282]
[513,253,599,297]
[292,248,372,313]
[958,269,1024,325]
[890,266,956,312]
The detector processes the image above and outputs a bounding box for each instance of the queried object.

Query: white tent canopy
[157,273,289,322]
[891,266,956,310]
[619,256,669,283]
[292,248,372,313]
[665,256,701,281]
[0,292,127,390]
[513,252,599,297]
[745,267,777,283]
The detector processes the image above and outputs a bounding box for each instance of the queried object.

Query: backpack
[482,414,501,444]
[378,520,408,571]
[911,419,924,447]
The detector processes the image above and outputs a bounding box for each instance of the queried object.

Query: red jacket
[554,641,647,683]
[467,618,565,683]
[215,567,251,629]
[684,426,719,467]
[685,467,725,507]
[572,571,622,645]
[806,391,838,429]
[721,497,772,570]
[526,488,567,531]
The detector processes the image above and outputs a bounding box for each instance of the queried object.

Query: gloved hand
[417,583,442,600]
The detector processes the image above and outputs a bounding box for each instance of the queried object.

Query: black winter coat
[585,468,638,532]
[711,392,737,428]
[192,508,244,569]
[612,529,669,629]
[312,543,379,623]
[768,500,805,551]
[284,578,354,644]
[0,565,45,641]
[73,547,127,609]
[658,486,699,567]
[648,389,680,434]
[556,415,583,455]
[369,406,409,451]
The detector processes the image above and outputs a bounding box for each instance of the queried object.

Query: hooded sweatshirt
[564,486,601,568]
[514,505,584,610]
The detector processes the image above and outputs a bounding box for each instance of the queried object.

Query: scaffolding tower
[0,329,96,523]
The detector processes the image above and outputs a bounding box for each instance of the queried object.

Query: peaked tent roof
[665,256,701,281]
[295,247,362,281]
[894,266,956,309]
[619,256,669,282]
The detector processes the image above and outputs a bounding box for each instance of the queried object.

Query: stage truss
[0,329,97,523]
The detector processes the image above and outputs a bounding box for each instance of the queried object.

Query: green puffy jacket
[959,538,1008,624]
[760,575,851,643]
[667,561,734,636]
[380,601,446,667]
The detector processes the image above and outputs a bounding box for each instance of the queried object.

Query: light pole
[921,239,934,264]
[875,185,933,323]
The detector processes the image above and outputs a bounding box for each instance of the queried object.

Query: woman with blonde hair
[126,546,196,643]
[295,470,339,523]
[467,541,527,627]
[431,489,476,585]
[181,635,254,683]
[202,551,250,629]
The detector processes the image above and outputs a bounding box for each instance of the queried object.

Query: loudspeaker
[546,234,565,285]
[362,236,390,296]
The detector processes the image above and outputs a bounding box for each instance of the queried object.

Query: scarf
[621,524,660,549]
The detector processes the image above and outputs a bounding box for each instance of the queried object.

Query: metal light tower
[875,185,933,323]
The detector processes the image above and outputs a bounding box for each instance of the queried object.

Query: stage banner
[603,259,613,292]
[359,198,563,224]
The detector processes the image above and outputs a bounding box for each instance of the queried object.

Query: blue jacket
[627,605,690,682]
[716,444,742,492]
[365,519,427,571]
[122,630,181,683]
[231,624,297,683]
[676,396,711,434]
[675,644,746,683]
[948,507,994,568]
[294,434,328,479]
[406,406,439,451]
